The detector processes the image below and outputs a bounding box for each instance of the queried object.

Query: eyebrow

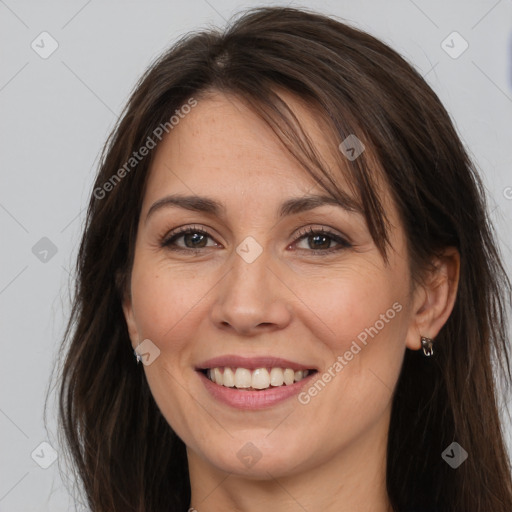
[144,192,363,225]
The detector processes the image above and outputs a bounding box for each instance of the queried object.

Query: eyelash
[160,225,352,255]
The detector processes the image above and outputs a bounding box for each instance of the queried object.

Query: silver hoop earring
[420,336,434,357]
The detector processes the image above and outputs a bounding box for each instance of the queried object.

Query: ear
[121,290,140,348]
[405,247,460,351]
[116,269,140,348]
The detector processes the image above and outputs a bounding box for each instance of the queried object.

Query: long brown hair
[56,6,512,511]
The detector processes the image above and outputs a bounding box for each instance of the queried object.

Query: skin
[123,90,460,512]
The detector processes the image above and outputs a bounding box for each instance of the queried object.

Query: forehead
[141,90,399,237]
[152,95,325,187]
[145,91,352,200]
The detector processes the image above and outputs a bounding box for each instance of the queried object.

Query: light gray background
[1,0,511,510]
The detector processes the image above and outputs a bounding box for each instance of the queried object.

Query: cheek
[129,260,209,442]
[289,263,407,350]
[292,265,408,408]
[130,258,207,345]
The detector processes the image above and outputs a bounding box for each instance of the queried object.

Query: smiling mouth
[199,367,318,391]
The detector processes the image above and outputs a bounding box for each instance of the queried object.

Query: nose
[209,244,292,336]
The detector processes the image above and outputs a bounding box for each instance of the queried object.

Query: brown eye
[292,227,352,254]
[181,232,208,248]
[161,226,219,252]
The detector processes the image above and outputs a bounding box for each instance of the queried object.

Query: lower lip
[197,371,315,410]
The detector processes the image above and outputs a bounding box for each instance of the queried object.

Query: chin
[193,437,311,479]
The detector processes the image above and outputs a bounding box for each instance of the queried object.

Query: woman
[57,6,512,511]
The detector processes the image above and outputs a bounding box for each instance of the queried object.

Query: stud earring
[134,342,142,364]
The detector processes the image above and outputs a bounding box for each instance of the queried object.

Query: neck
[187,410,393,512]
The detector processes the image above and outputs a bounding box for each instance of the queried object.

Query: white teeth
[205,366,312,390]
[234,368,252,388]
[283,368,295,385]
[252,368,270,390]
[270,367,284,386]
[223,367,235,387]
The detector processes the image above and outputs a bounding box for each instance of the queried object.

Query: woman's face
[123,91,423,479]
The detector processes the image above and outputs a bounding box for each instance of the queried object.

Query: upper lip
[196,355,317,371]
